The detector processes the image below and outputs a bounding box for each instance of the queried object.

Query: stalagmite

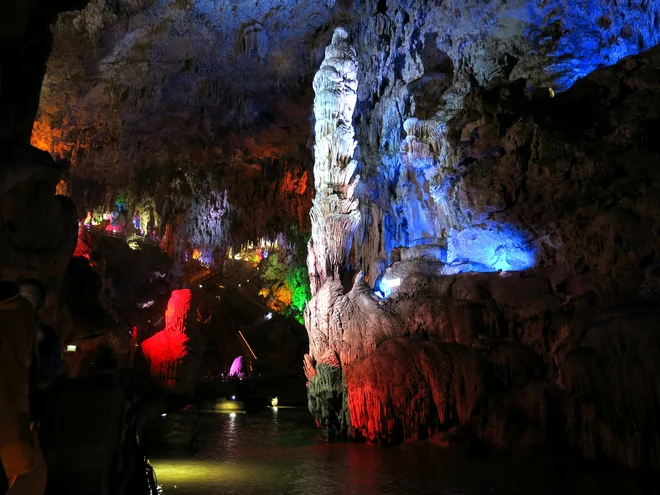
[304,28,361,435]
[307,27,361,296]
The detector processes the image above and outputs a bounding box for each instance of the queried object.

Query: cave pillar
[306,27,360,296]
[304,28,360,436]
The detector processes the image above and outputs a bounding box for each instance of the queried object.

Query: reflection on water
[151,408,654,495]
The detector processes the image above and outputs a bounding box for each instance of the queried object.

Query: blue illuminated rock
[305,21,660,469]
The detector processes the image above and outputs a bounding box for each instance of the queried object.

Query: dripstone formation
[304,26,660,469]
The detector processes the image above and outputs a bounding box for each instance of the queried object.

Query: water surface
[151,408,653,495]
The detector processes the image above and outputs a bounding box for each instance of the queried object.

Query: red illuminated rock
[141,289,200,395]
[305,30,660,470]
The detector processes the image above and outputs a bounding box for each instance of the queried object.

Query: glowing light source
[446,226,536,273]
[377,277,401,298]
[271,397,278,407]
[238,331,257,360]
[66,345,77,352]
[229,356,244,377]
[161,413,167,417]
[264,312,273,320]
[231,395,236,400]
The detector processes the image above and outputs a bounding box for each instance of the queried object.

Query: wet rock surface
[305,31,660,469]
[2,0,660,480]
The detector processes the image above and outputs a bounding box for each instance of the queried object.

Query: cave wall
[349,0,660,284]
[39,0,660,278]
[30,0,340,269]
[0,0,89,326]
[15,0,660,469]
[304,7,660,468]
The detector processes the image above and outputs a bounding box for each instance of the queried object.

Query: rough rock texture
[307,27,361,295]
[141,289,202,395]
[29,0,339,269]
[32,0,660,275]
[14,0,660,470]
[0,0,89,327]
[0,0,88,142]
[305,25,660,468]
[349,0,660,284]
[0,144,78,327]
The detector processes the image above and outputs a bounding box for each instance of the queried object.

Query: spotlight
[231,395,236,400]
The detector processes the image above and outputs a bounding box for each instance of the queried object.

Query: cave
[1,1,660,494]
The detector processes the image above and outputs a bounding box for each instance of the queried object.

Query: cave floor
[150,408,656,495]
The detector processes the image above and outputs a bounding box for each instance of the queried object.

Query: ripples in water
[151,408,655,495]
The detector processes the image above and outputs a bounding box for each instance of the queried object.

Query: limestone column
[307,27,360,296]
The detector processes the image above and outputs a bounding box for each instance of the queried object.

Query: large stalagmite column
[304,27,360,436]
[307,27,360,296]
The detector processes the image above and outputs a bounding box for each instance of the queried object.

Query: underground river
[150,408,655,495]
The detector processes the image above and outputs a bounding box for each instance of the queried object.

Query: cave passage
[2,1,660,494]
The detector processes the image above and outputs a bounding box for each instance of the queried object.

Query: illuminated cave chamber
[304,1,660,467]
[6,0,660,479]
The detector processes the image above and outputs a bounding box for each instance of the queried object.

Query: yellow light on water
[149,459,255,487]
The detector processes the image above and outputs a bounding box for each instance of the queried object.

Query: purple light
[229,355,244,377]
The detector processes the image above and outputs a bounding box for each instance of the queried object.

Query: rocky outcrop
[11,0,660,471]
[141,289,202,396]
[0,143,78,327]
[28,0,331,272]
[32,0,660,277]
[304,27,660,468]
[1,0,90,330]
[0,0,88,142]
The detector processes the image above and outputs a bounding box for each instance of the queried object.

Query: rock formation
[303,27,361,434]
[307,27,361,294]
[6,0,660,472]
[29,0,660,285]
[141,289,201,395]
[305,22,660,468]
